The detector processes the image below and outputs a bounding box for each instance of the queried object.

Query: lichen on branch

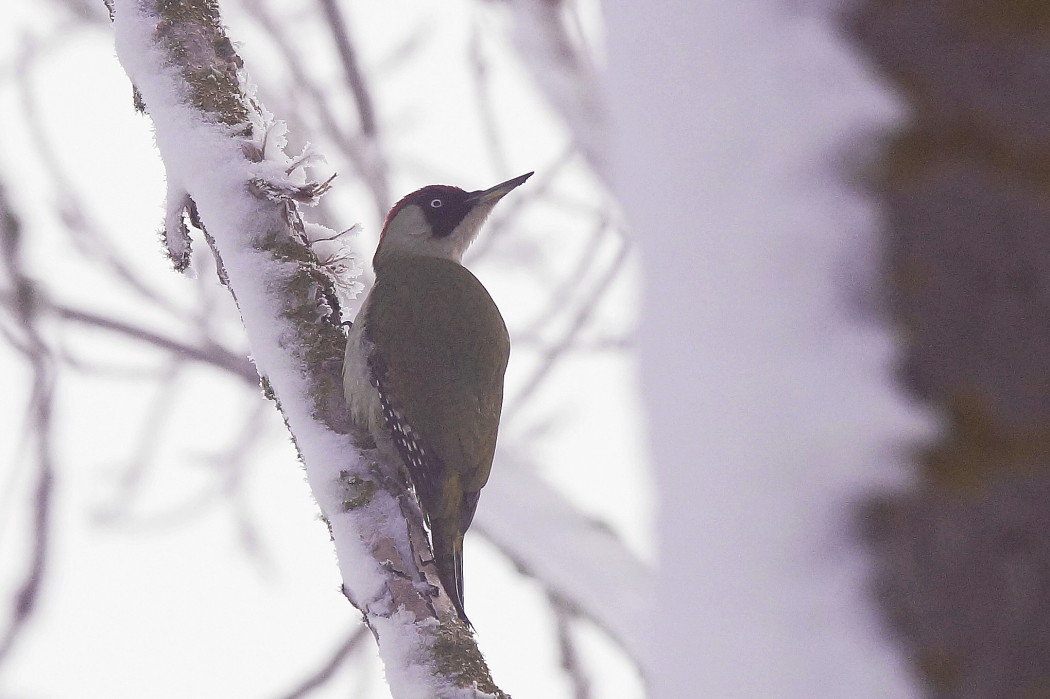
[108,0,511,695]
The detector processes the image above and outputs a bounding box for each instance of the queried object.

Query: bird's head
[374,172,533,267]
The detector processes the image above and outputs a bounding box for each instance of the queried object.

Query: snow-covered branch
[107,0,506,696]
[475,460,649,663]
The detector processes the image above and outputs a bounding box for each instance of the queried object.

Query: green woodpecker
[343,172,532,622]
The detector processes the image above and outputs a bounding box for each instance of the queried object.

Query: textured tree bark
[848,4,1050,696]
[106,0,507,695]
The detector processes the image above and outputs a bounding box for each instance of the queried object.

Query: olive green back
[367,255,510,493]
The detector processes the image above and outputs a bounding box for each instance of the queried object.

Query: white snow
[109,2,459,695]
[0,0,940,696]
[604,3,934,697]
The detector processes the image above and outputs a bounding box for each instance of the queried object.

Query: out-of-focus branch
[13,35,187,320]
[316,0,390,209]
[0,184,57,669]
[276,626,369,699]
[474,452,650,666]
[502,0,605,176]
[0,293,258,384]
[316,0,376,138]
[516,213,607,339]
[54,0,109,23]
[108,0,508,694]
[552,596,591,699]
[92,361,186,524]
[506,235,629,414]
[92,387,271,554]
[243,0,389,222]
[467,25,510,178]
[55,304,254,381]
[465,150,577,261]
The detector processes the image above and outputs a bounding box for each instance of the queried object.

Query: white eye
[430,199,443,208]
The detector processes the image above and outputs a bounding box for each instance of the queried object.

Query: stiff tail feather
[432,527,469,625]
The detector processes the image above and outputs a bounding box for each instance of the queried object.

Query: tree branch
[552,596,591,699]
[0,184,57,669]
[276,626,369,699]
[316,0,377,138]
[316,0,390,209]
[107,0,507,695]
[47,298,257,383]
[242,0,390,222]
[474,454,650,666]
[503,0,605,176]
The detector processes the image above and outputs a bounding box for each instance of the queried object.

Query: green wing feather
[367,254,510,508]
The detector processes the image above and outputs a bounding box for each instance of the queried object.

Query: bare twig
[26,297,257,384]
[0,184,57,668]
[275,626,369,699]
[316,0,377,138]
[465,150,571,261]
[52,0,108,23]
[94,398,274,574]
[207,399,273,566]
[473,450,650,667]
[505,236,629,414]
[516,213,608,339]
[243,0,389,221]
[552,595,592,699]
[109,1,509,693]
[13,35,187,320]
[91,361,187,524]
[467,24,510,178]
[502,0,605,176]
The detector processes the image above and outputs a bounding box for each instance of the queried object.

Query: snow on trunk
[604,4,932,697]
[109,1,506,696]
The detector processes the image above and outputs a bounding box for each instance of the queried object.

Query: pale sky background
[1,2,646,697]
[0,2,934,698]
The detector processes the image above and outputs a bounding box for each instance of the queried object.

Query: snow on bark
[605,3,934,698]
[108,0,506,696]
[162,182,193,273]
[475,460,649,663]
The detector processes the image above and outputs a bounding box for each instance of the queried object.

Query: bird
[343,172,532,623]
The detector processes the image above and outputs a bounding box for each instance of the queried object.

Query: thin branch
[316,0,377,138]
[275,626,369,699]
[108,1,509,693]
[505,236,629,414]
[91,360,187,524]
[52,0,109,24]
[19,296,258,384]
[88,360,272,565]
[515,213,608,339]
[552,595,592,699]
[502,0,606,177]
[13,35,187,320]
[467,24,510,178]
[92,398,269,547]
[205,399,274,567]
[0,184,57,669]
[473,450,651,667]
[243,0,389,221]
[465,148,572,262]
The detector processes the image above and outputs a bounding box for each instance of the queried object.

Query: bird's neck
[373,248,464,274]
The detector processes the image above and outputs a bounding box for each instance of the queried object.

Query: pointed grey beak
[470,172,534,204]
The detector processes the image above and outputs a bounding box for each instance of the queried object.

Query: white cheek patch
[387,205,428,238]
[449,201,497,250]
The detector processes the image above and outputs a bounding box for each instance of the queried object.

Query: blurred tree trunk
[848,4,1050,696]
[609,3,926,696]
